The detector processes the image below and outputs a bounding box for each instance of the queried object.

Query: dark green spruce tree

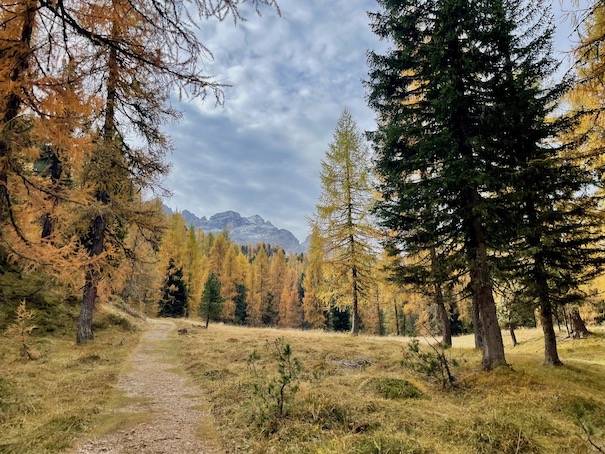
[234,283,248,325]
[158,259,189,318]
[199,273,224,328]
[368,0,605,369]
[368,0,512,370]
[479,0,605,365]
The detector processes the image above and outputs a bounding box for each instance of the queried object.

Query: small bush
[6,301,39,360]
[401,339,457,389]
[248,337,301,434]
[567,397,605,452]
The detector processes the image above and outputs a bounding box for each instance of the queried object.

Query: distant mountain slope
[164,206,309,253]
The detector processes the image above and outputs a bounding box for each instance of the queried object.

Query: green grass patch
[366,377,423,399]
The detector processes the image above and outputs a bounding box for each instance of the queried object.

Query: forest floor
[69,319,223,454]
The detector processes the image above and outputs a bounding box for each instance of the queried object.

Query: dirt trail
[71,319,223,454]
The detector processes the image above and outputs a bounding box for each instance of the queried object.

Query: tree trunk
[534,257,562,365]
[435,289,452,347]
[205,312,210,329]
[77,214,106,343]
[77,266,98,343]
[526,193,562,365]
[508,323,517,347]
[394,301,400,336]
[467,189,506,370]
[472,296,484,349]
[430,245,452,347]
[539,300,562,365]
[570,308,590,338]
[350,266,361,335]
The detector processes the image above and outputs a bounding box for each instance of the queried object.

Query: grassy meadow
[175,322,605,454]
[0,268,144,454]
[1,268,603,454]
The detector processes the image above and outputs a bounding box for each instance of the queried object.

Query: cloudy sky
[163,0,580,243]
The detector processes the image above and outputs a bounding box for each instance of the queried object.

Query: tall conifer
[368,0,605,368]
[158,259,189,318]
[314,109,376,335]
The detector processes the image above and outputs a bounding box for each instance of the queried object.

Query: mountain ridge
[164,205,309,253]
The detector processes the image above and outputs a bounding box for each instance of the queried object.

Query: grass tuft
[366,377,423,399]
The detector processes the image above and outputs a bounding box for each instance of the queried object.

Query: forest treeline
[146,211,433,336]
[2,0,605,373]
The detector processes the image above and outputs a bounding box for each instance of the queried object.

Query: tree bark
[350,266,361,335]
[539,300,562,365]
[77,266,98,342]
[77,214,106,343]
[435,292,452,347]
[508,323,518,347]
[467,189,506,370]
[472,295,484,349]
[534,257,562,365]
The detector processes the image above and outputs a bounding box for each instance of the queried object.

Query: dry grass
[0,304,144,454]
[175,322,605,454]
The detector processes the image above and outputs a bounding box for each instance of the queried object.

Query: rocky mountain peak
[163,205,308,253]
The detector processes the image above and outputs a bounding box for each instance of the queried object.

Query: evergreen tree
[466,0,605,365]
[199,273,224,329]
[234,283,248,325]
[328,305,351,332]
[158,259,189,318]
[368,0,603,368]
[368,0,517,369]
[314,108,376,335]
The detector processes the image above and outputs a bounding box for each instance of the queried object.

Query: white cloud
[165,1,383,242]
[165,0,575,242]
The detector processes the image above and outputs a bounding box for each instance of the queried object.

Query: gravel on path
[70,319,223,454]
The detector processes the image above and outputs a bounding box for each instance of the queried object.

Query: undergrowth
[176,322,605,453]
[0,267,143,453]
[247,337,302,434]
